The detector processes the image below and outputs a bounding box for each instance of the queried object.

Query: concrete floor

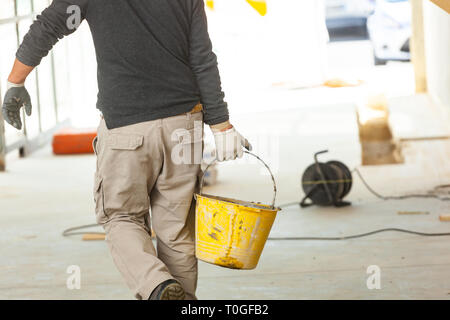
[1,91,450,299]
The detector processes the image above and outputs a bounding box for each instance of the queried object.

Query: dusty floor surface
[2,36,450,299]
[1,89,450,299]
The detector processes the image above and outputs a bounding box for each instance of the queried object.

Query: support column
[423,0,450,107]
[411,0,427,93]
[0,84,5,172]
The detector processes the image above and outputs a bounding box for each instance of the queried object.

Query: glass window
[0,0,15,20]
[0,23,18,111]
[23,69,41,138]
[0,23,24,145]
[0,24,18,84]
[1,0,75,153]
[16,0,32,16]
[37,56,57,131]
[52,39,71,122]
[18,18,41,137]
[33,0,50,13]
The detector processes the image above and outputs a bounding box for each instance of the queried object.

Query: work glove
[2,81,32,130]
[212,122,252,162]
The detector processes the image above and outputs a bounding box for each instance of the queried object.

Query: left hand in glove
[2,81,32,130]
[211,121,252,162]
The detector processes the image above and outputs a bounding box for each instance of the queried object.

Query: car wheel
[373,52,387,66]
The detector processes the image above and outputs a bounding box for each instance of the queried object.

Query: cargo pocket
[93,173,107,223]
[173,127,203,165]
[107,133,144,151]
[102,132,149,215]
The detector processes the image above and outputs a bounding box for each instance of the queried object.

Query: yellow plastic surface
[246,0,267,16]
[205,0,267,16]
[206,0,214,10]
[195,194,279,270]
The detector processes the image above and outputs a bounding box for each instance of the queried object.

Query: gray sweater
[16,0,229,129]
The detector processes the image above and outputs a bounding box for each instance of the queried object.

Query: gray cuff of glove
[7,81,25,90]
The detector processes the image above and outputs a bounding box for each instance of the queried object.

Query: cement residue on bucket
[215,256,244,269]
[195,151,281,270]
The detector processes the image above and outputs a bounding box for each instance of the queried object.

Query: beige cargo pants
[93,110,203,300]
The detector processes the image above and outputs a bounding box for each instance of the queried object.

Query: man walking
[2,0,250,300]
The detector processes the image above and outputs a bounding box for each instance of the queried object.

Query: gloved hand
[2,81,32,130]
[211,122,252,162]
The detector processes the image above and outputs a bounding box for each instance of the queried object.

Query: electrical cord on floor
[62,224,104,237]
[352,168,450,201]
[62,225,450,242]
[267,228,450,241]
[63,169,450,241]
[280,167,450,209]
[273,168,450,240]
[278,201,302,209]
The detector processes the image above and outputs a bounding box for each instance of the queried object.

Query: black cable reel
[301,150,352,208]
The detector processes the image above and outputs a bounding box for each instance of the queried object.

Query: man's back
[86,0,200,128]
[16,0,229,129]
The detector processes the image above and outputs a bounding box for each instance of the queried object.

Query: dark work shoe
[149,279,185,300]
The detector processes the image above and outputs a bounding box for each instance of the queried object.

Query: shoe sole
[159,282,186,300]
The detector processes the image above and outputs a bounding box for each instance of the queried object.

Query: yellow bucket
[195,152,281,270]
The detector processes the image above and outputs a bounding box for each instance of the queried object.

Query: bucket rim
[195,193,281,212]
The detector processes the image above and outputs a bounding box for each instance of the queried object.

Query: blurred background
[0,0,418,141]
[1,0,450,300]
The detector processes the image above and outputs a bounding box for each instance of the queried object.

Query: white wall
[208,0,328,87]
[207,0,328,115]
[423,0,450,107]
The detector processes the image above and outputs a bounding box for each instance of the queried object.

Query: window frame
[0,0,66,170]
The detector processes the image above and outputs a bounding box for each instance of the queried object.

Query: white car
[326,0,375,29]
[367,0,411,65]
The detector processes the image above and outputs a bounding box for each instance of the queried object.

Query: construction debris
[398,211,430,215]
[82,234,106,241]
[357,95,403,165]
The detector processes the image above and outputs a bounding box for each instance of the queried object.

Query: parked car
[325,0,376,29]
[367,0,411,65]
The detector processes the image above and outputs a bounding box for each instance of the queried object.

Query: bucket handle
[198,151,278,209]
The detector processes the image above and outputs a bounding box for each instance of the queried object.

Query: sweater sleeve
[189,0,229,126]
[16,0,89,67]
